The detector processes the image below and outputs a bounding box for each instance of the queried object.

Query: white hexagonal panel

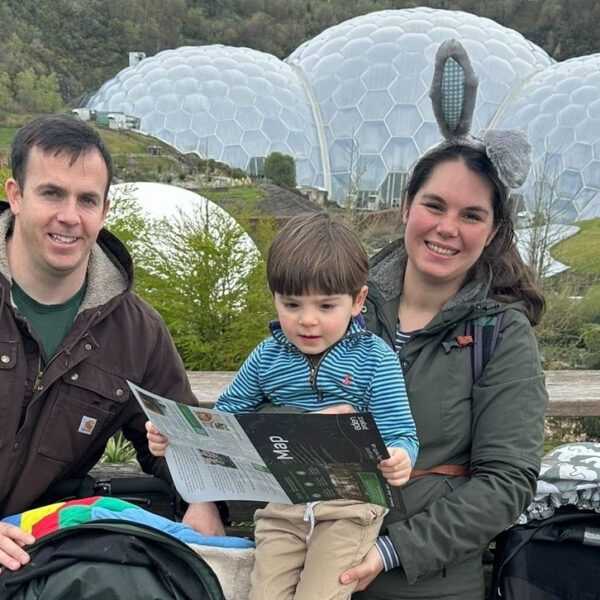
[286,7,553,203]
[495,54,600,221]
[88,45,322,186]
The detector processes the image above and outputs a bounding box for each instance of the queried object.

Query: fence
[187,370,600,416]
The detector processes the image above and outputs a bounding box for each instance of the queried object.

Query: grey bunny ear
[483,130,532,188]
[429,39,478,140]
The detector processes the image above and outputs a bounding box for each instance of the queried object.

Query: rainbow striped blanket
[1,496,253,548]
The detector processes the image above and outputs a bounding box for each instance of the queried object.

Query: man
[0,115,223,571]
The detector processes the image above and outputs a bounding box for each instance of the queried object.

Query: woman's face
[403,158,498,290]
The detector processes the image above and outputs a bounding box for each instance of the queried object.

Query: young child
[147,213,418,600]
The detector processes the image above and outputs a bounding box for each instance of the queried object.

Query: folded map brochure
[128,381,404,509]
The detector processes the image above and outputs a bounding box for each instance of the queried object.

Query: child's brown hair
[267,213,368,299]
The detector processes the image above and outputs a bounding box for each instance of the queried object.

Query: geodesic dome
[82,8,600,218]
[88,46,324,188]
[285,7,553,203]
[493,54,600,222]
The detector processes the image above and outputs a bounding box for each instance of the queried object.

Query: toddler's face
[273,287,367,355]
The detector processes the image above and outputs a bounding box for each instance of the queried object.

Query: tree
[516,151,578,283]
[13,68,63,112]
[0,71,15,118]
[105,189,274,371]
[264,152,297,189]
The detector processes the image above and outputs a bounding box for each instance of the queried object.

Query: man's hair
[267,213,368,298]
[10,114,114,200]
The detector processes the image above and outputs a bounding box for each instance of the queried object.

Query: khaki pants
[249,499,387,600]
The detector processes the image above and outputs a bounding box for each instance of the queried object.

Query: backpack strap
[410,316,506,483]
[468,313,504,382]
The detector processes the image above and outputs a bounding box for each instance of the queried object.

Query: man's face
[6,146,110,284]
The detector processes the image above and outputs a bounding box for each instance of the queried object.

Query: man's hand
[146,421,169,456]
[182,502,226,536]
[0,523,35,571]
[379,447,412,486]
[340,545,384,591]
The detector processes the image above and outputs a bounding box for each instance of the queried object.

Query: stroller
[0,495,254,600]
[491,442,600,599]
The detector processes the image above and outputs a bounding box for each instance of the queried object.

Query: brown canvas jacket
[0,204,197,517]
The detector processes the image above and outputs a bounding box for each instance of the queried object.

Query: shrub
[101,432,136,463]
[536,285,586,368]
[581,323,600,368]
[105,189,275,371]
[264,152,296,188]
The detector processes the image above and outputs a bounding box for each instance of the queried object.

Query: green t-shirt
[12,280,87,361]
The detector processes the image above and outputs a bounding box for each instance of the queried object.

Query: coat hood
[0,201,130,312]
[366,238,526,336]
[369,238,492,310]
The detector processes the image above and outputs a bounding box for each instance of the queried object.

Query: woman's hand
[340,545,384,591]
[145,421,169,456]
[312,404,357,415]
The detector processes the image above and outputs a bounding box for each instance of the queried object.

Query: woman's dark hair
[404,144,545,326]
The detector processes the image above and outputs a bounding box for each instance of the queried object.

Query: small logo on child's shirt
[343,374,352,385]
[78,416,97,435]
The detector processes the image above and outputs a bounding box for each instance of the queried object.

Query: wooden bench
[187,369,600,416]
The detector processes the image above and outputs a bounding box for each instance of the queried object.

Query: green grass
[200,185,265,203]
[94,126,154,155]
[552,219,600,276]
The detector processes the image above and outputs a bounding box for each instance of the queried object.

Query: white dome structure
[89,47,324,188]
[493,54,600,222]
[286,7,553,203]
[107,182,259,281]
[87,8,600,219]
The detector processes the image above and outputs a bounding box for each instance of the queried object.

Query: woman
[340,142,548,598]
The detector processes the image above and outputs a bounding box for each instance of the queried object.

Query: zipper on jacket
[33,355,43,392]
[274,321,364,402]
[306,334,350,401]
[307,353,327,402]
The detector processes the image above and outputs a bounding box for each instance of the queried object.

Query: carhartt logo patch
[78,416,97,435]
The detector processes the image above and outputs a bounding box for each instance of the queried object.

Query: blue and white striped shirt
[215,318,418,464]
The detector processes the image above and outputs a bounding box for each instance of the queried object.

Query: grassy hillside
[553,219,600,277]
[0,121,247,188]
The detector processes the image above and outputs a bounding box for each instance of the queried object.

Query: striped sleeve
[367,340,418,465]
[375,535,401,571]
[214,342,266,413]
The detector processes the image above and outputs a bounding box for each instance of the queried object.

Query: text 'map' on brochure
[128,381,404,509]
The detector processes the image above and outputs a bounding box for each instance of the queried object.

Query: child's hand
[378,448,412,486]
[146,421,169,456]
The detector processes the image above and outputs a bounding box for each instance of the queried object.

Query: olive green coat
[359,239,548,598]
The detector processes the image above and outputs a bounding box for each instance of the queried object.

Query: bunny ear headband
[426,39,532,189]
